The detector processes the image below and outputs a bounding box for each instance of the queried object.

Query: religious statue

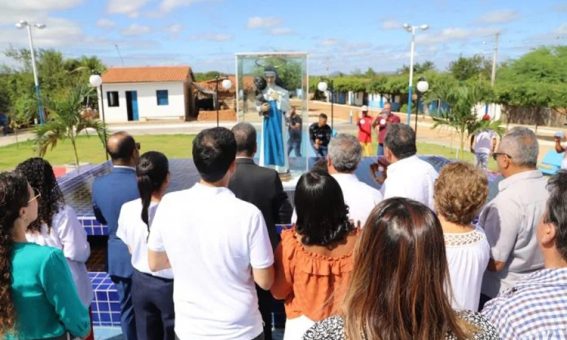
[256,67,289,167]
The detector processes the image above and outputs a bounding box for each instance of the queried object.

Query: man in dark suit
[92,131,140,340]
[229,122,292,339]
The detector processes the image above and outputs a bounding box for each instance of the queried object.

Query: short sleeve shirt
[478,170,548,297]
[147,183,273,339]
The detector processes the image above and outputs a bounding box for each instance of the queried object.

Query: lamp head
[221,79,232,90]
[419,24,429,31]
[35,23,46,29]
[416,77,429,93]
[317,81,328,92]
[89,74,102,87]
[403,23,412,32]
[16,20,28,29]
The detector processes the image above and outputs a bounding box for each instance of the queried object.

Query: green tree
[431,82,492,158]
[35,85,107,168]
[449,55,492,81]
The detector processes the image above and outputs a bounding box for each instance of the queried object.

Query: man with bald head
[92,131,140,339]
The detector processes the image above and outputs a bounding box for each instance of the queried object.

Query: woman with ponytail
[117,151,173,340]
[0,172,89,339]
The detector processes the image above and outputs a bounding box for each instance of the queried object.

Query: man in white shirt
[373,124,438,210]
[471,128,498,169]
[147,127,274,339]
[327,134,382,227]
[478,127,547,305]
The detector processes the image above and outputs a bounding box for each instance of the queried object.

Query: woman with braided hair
[117,151,174,340]
[0,171,89,339]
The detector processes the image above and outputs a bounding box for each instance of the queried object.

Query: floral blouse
[303,311,499,339]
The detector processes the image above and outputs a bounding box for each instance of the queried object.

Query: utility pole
[490,32,500,87]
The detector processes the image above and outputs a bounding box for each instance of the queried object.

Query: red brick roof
[102,66,193,83]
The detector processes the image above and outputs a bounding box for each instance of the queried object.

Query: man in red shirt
[372,102,401,156]
[357,105,373,156]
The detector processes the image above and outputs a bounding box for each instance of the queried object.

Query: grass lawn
[0,134,195,171]
[0,134,495,171]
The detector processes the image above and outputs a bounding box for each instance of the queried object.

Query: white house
[100,66,195,122]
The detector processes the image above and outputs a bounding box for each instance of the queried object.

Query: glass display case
[235,52,308,175]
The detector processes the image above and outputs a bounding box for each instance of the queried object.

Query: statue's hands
[261,103,270,112]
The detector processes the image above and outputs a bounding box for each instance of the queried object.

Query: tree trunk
[70,134,80,172]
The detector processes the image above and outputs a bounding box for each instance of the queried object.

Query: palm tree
[35,84,107,169]
[431,82,496,159]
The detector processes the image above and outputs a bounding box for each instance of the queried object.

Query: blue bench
[539,150,564,176]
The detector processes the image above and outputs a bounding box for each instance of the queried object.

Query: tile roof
[102,66,193,83]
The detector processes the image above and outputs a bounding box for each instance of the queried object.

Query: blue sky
[0,0,565,74]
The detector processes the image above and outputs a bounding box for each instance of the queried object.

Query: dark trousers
[132,270,175,340]
[176,332,264,340]
[257,286,273,340]
[111,275,137,340]
[287,138,302,157]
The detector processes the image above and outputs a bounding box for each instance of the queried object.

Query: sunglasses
[492,152,512,161]
[28,187,41,203]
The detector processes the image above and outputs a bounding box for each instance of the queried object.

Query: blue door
[126,91,139,121]
[131,91,139,121]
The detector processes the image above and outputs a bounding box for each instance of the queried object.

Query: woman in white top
[117,151,174,340]
[434,162,490,312]
[16,158,93,336]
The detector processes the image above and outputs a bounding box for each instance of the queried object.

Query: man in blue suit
[92,131,140,339]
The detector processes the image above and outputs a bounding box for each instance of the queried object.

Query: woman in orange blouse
[271,170,359,340]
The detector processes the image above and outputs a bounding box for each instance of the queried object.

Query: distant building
[101,66,196,122]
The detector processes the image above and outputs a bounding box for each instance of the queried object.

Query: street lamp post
[402,23,429,126]
[215,75,233,127]
[317,80,334,129]
[16,20,46,125]
[415,77,429,133]
[89,74,108,160]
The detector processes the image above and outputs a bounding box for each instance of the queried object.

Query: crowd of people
[0,115,566,339]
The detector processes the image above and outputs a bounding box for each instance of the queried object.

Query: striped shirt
[481,268,567,339]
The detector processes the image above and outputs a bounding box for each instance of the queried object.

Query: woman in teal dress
[0,172,90,339]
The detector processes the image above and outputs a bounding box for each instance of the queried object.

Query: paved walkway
[1,102,562,159]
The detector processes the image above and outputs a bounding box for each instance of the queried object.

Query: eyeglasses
[28,188,41,203]
[492,152,512,161]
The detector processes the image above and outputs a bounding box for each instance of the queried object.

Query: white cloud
[107,0,149,17]
[270,27,293,35]
[553,3,567,12]
[320,38,337,46]
[382,20,401,30]
[2,0,82,11]
[416,27,498,45]
[557,24,567,35]
[121,24,151,36]
[159,0,208,13]
[0,17,83,48]
[247,16,281,29]
[478,10,519,24]
[166,24,183,35]
[189,33,232,41]
[96,18,115,28]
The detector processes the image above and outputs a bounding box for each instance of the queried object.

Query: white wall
[101,81,186,122]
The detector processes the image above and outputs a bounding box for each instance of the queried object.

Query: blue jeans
[112,276,137,340]
[475,152,489,169]
[313,145,328,158]
[377,143,385,156]
[287,138,302,157]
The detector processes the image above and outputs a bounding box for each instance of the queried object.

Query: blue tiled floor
[94,327,284,340]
